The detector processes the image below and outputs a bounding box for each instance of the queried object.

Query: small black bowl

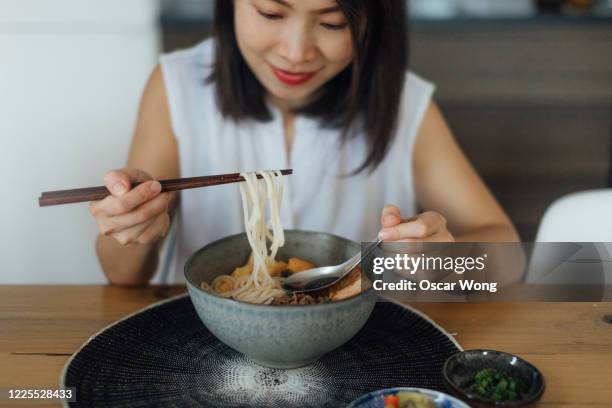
[443,350,545,407]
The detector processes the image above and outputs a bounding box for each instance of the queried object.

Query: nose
[277,23,317,65]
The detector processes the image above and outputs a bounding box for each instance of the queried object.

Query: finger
[428,229,454,242]
[89,200,101,217]
[394,232,454,243]
[106,192,170,234]
[380,205,402,228]
[379,211,445,241]
[110,217,156,245]
[136,213,171,245]
[379,219,428,241]
[104,180,162,216]
[94,212,116,236]
[103,168,152,197]
[90,192,118,219]
[91,179,164,218]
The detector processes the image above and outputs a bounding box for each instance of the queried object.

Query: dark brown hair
[209,0,409,173]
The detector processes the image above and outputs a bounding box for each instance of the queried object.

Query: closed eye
[320,22,348,31]
[257,9,283,20]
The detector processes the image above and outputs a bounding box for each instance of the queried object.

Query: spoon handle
[345,238,382,272]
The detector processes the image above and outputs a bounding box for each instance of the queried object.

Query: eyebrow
[268,0,342,15]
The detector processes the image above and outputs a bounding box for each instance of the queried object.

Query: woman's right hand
[89,168,173,245]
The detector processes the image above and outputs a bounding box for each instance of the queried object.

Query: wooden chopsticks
[38,169,293,207]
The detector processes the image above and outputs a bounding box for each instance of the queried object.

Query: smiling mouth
[270,65,319,86]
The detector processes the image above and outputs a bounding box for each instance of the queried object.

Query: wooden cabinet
[411,20,612,239]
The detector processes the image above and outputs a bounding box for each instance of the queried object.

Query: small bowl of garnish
[443,350,545,406]
[347,387,471,408]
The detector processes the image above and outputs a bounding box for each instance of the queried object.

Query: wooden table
[1,286,611,407]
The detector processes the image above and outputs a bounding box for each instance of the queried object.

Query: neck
[267,95,301,117]
[266,88,322,117]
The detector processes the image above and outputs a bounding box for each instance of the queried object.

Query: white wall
[0,0,161,283]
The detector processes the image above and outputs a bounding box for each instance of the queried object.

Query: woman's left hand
[378,205,455,242]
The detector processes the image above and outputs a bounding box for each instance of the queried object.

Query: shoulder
[160,37,215,66]
[157,39,217,136]
[159,38,215,80]
[406,71,435,88]
[413,95,456,174]
[402,71,436,106]
[393,71,436,140]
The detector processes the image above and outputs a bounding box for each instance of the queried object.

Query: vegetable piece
[266,260,288,277]
[383,394,399,408]
[231,254,287,278]
[231,264,252,278]
[231,253,254,277]
[329,267,362,301]
[287,257,316,274]
[396,392,436,408]
[467,368,526,402]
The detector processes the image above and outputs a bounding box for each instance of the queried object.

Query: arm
[414,101,519,242]
[378,101,524,286]
[95,65,180,286]
[379,101,520,243]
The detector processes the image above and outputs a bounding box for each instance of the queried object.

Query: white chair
[534,189,612,242]
[526,190,612,299]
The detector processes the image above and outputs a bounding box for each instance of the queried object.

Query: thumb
[380,204,402,228]
[103,168,151,197]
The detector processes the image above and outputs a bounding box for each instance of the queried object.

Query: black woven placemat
[62,296,460,408]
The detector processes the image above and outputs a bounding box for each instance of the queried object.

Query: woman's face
[234,0,354,109]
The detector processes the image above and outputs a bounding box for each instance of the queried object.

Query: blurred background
[1,0,611,283]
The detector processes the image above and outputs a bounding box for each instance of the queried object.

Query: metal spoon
[282,238,382,293]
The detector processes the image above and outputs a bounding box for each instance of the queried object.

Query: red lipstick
[270,65,317,86]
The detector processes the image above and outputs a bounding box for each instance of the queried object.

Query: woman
[90,0,519,286]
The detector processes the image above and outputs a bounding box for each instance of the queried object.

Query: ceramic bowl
[184,230,377,369]
[443,349,545,406]
[347,387,471,408]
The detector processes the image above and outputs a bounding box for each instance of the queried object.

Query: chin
[269,87,314,105]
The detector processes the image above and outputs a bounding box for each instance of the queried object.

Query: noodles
[200,170,364,305]
[214,170,287,304]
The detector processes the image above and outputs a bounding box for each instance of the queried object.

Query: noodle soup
[202,255,363,305]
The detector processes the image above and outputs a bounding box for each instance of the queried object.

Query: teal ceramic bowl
[347,387,471,408]
[184,230,377,369]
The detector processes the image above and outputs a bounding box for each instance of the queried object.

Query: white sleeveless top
[160,39,435,283]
